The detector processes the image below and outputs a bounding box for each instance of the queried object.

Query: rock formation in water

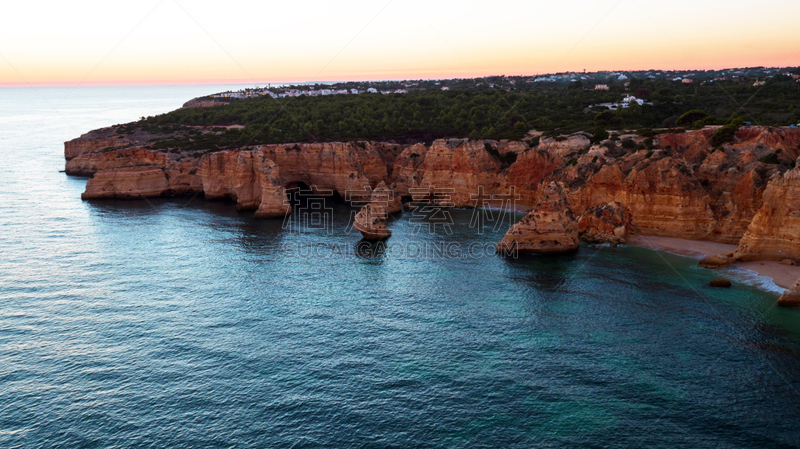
[369,181,402,214]
[496,182,579,254]
[354,203,391,240]
[709,278,732,288]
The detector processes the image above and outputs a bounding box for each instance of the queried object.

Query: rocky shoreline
[64,122,800,303]
[627,235,800,290]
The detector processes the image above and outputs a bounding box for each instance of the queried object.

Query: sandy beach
[627,235,800,291]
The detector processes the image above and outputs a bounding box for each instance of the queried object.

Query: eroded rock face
[404,139,503,207]
[571,157,715,240]
[200,150,260,208]
[578,202,630,244]
[735,160,800,262]
[496,182,579,254]
[253,156,290,219]
[82,166,169,199]
[66,147,169,176]
[64,128,130,160]
[354,203,391,240]
[262,142,400,202]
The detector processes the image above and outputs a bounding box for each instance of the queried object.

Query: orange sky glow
[1,0,798,86]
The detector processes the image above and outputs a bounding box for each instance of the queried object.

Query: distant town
[207,66,800,101]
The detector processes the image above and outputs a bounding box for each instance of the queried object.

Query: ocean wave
[724,266,786,296]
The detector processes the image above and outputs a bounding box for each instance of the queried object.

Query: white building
[622,95,644,106]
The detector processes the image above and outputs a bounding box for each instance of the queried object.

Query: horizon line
[2,64,797,88]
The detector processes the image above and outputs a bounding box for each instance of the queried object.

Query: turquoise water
[1,86,800,447]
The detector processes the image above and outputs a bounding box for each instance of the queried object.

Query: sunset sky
[1,0,798,86]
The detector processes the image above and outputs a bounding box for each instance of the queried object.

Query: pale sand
[627,235,800,291]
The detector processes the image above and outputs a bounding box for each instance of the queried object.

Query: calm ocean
[1,85,800,448]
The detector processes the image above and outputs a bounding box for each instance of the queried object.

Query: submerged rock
[709,278,732,288]
[496,182,579,254]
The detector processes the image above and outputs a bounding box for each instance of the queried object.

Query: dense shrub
[711,124,739,147]
[677,110,711,127]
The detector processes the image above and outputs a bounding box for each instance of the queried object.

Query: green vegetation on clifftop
[126,75,800,152]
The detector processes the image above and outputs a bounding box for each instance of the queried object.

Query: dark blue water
[2,86,800,448]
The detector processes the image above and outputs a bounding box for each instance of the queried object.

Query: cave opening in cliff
[284,181,346,209]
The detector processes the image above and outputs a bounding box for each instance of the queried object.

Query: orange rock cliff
[66,125,800,265]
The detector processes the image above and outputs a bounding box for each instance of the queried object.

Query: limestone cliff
[64,127,131,160]
[82,166,169,200]
[66,125,800,266]
[254,156,291,219]
[735,159,800,262]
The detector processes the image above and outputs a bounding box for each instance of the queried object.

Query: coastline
[626,235,800,293]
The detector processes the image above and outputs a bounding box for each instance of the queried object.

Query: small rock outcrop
[709,278,732,288]
[578,201,630,244]
[698,254,736,269]
[778,279,800,307]
[496,182,579,254]
[354,203,391,240]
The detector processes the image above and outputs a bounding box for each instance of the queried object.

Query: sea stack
[354,203,392,240]
[370,181,402,214]
[496,181,579,254]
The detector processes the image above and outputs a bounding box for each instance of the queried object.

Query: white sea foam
[724,266,786,295]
